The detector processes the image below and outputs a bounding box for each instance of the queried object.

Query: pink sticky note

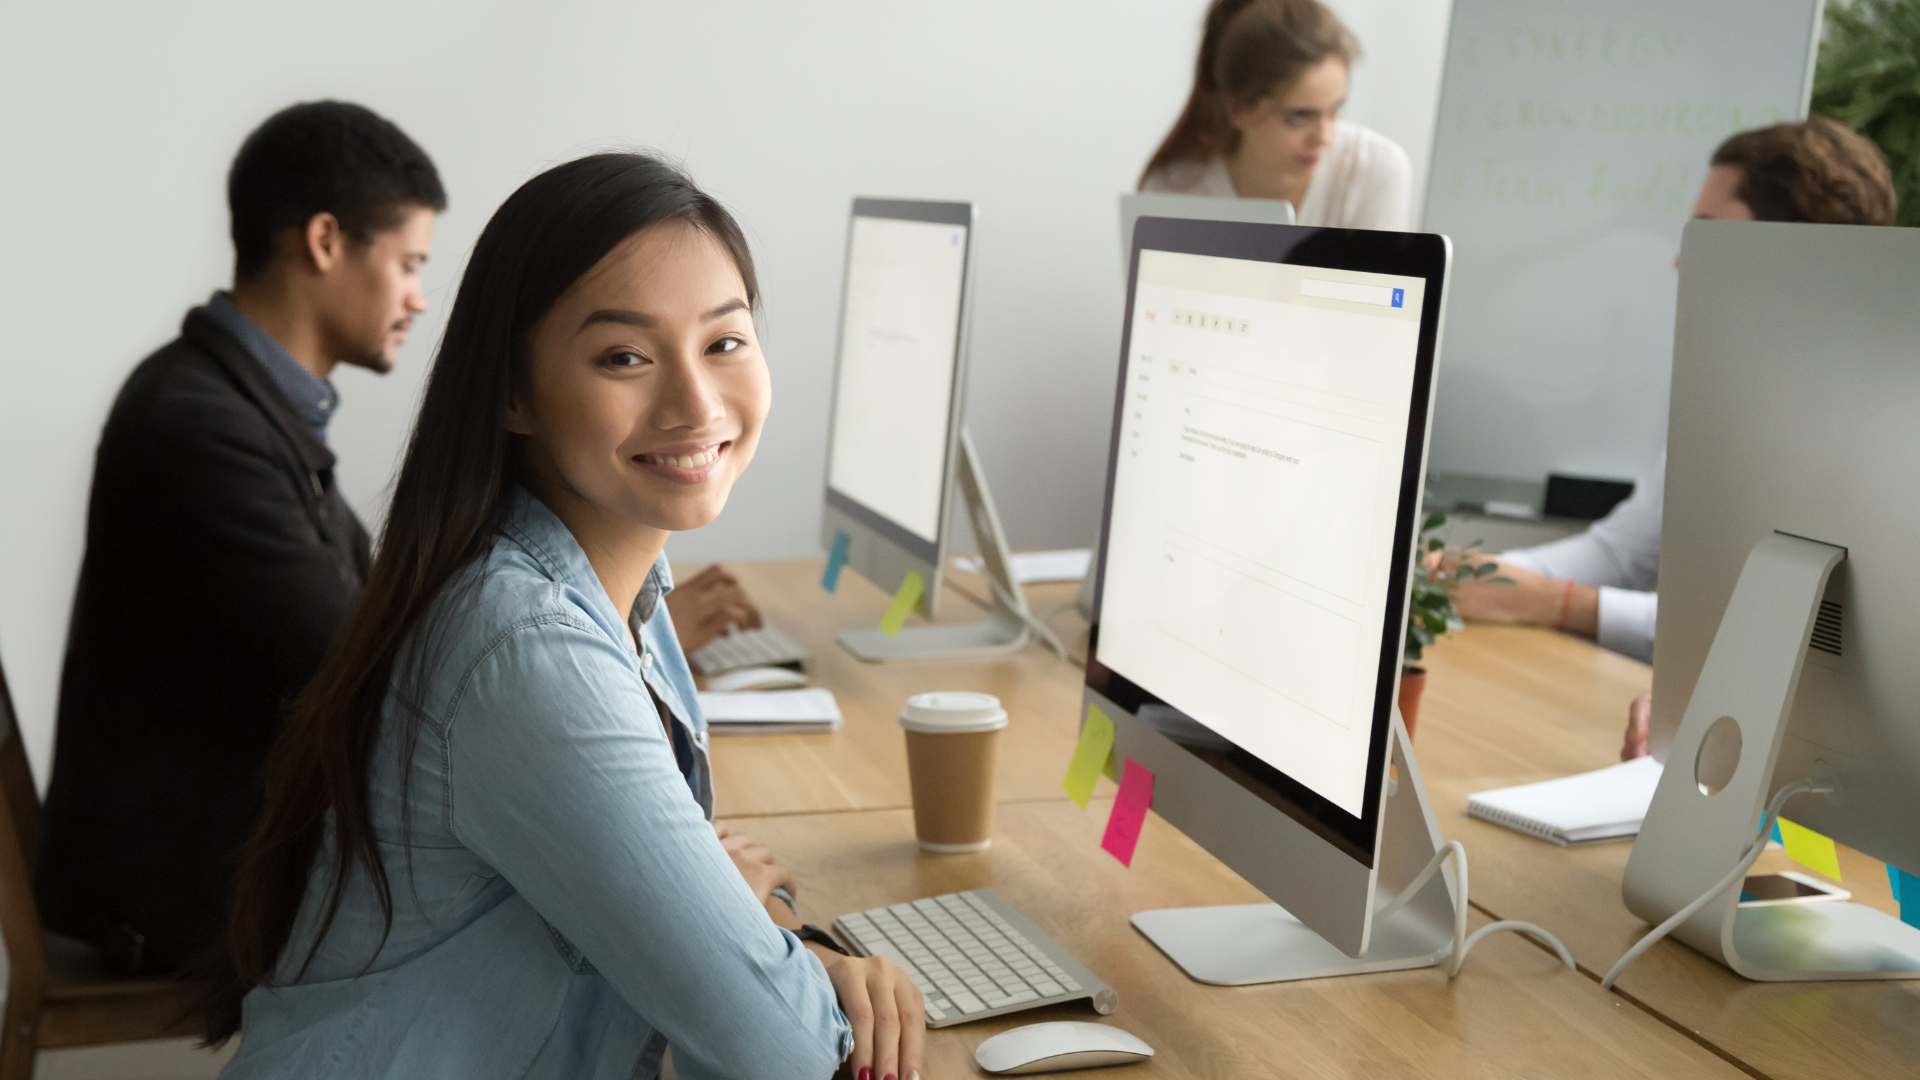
[1100,757,1155,867]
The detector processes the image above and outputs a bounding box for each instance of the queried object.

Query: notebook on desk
[696,688,842,734]
[1468,756,1664,846]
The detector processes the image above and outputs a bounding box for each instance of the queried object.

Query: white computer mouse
[974,1021,1153,1075]
[705,666,808,692]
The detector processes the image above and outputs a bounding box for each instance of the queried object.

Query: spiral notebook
[696,688,843,734]
[1467,756,1664,846]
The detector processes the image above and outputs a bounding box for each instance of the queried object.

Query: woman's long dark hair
[208,153,759,1042]
[1139,0,1359,188]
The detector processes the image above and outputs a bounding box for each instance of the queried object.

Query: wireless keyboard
[689,624,807,675]
[833,888,1117,1028]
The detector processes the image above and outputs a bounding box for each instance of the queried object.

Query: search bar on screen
[1301,279,1402,308]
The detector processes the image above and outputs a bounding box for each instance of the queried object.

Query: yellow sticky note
[1063,704,1116,809]
[879,570,924,637]
[1779,817,1843,882]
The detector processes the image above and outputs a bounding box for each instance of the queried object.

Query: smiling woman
[210,153,921,1080]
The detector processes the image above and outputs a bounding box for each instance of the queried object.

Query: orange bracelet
[1556,579,1576,630]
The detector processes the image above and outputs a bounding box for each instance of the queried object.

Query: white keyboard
[689,624,808,675]
[833,889,1117,1028]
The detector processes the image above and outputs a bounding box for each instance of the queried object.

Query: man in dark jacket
[35,101,446,975]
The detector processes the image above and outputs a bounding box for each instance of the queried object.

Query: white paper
[697,688,842,731]
[1467,756,1664,845]
[952,548,1093,583]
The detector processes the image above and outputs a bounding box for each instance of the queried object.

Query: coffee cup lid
[899,692,1008,734]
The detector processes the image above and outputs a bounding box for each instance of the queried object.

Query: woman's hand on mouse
[820,952,924,1080]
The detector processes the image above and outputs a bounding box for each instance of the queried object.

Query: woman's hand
[713,821,794,907]
[666,564,764,655]
[1623,692,1652,761]
[820,952,924,1080]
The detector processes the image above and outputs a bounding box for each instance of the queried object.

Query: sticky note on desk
[1779,817,1842,882]
[1101,757,1154,868]
[821,530,850,593]
[879,570,924,637]
[1063,704,1116,809]
[1890,865,1920,929]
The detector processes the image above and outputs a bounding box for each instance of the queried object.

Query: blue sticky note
[1771,820,1783,845]
[821,531,850,593]
[1892,866,1920,931]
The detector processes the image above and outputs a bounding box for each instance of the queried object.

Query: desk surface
[697,557,1916,1079]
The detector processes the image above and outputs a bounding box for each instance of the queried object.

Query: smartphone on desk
[1738,871,1849,906]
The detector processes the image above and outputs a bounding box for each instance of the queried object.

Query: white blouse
[1141,121,1414,231]
[1502,451,1665,663]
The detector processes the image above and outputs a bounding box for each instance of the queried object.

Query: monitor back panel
[1656,220,1920,875]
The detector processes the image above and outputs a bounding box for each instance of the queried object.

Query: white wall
[0,0,1451,784]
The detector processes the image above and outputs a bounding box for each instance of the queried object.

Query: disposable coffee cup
[900,692,1008,853]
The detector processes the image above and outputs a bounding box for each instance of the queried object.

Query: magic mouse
[974,1021,1153,1075]
[705,666,807,692]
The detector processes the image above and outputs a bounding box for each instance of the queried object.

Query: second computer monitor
[1086,218,1449,958]
[821,198,975,621]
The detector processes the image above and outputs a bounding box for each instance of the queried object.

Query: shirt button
[641,652,654,669]
[695,730,709,749]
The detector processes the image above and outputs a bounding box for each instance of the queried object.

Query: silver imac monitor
[1625,220,1920,981]
[820,198,1032,662]
[1084,215,1453,980]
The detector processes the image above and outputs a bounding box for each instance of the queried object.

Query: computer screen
[826,212,970,544]
[1094,245,1428,818]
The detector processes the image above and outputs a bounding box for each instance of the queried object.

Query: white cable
[982,573,1071,661]
[1372,839,1576,979]
[1600,777,1829,991]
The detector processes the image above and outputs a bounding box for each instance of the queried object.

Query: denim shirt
[220,487,851,1080]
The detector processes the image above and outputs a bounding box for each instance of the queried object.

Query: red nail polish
[858,1069,871,1080]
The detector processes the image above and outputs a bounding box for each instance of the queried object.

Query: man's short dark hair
[228,101,447,280]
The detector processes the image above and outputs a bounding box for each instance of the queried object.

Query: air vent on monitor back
[1809,600,1843,657]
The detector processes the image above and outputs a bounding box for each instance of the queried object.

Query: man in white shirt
[1449,117,1898,758]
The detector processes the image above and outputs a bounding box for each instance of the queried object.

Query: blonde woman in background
[1141,0,1412,230]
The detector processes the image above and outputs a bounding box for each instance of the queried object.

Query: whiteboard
[1422,0,1821,485]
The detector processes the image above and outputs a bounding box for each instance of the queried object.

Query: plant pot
[1398,665,1427,740]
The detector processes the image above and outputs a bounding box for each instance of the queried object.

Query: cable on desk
[1600,776,1831,991]
[982,573,1071,662]
[1374,840,1577,978]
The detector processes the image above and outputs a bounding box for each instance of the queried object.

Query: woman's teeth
[643,448,719,468]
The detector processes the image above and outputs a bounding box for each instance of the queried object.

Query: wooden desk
[749,799,1745,1079]
[693,560,1099,818]
[1417,626,1920,1080]
[702,558,1916,1077]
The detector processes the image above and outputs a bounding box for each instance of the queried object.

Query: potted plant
[1402,509,1504,738]
[1813,0,1920,227]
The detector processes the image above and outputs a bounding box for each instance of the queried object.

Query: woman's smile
[633,440,730,483]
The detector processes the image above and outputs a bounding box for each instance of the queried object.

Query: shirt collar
[204,291,341,440]
[499,484,675,628]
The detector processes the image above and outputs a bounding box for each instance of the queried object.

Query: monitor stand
[1130,710,1458,984]
[837,429,1034,662]
[1624,532,1920,982]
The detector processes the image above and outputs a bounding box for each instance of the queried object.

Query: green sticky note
[1779,817,1843,882]
[1063,704,1116,809]
[879,570,924,637]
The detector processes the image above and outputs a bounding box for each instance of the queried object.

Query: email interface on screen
[827,215,968,544]
[1097,250,1426,815]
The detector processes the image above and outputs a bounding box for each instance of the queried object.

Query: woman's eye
[709,336,743,355]
[607,350,647,368]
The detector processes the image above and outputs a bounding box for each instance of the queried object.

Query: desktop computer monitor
[1625,220,1920,980]
[820,198,1032,661]
[1083,216,1451,976]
